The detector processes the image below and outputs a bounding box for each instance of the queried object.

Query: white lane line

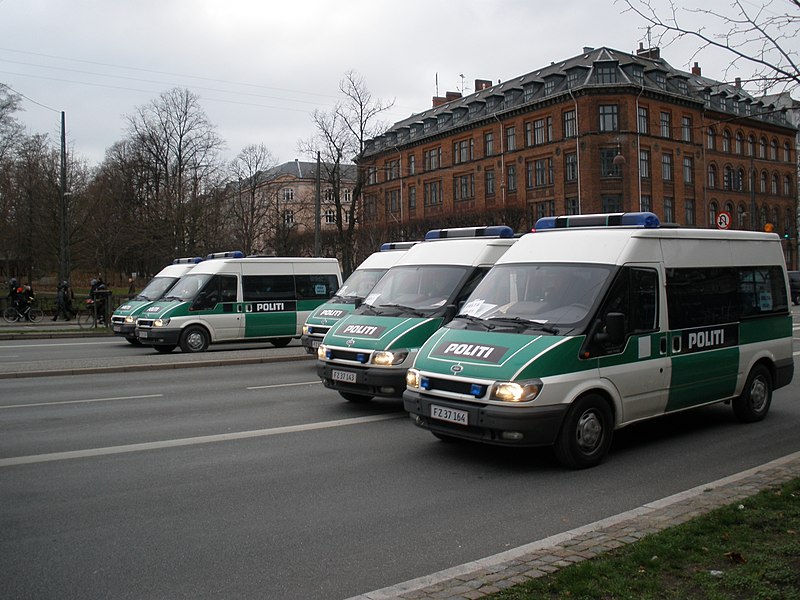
[246,381,320,390]
[0,340,122,348]
[0,394,165,410]
[0,413,404,467]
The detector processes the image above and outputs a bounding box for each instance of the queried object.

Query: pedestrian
[52,280,74,321]
[127,277,136,299]
[7,277,21,312]
[90,277,108,324]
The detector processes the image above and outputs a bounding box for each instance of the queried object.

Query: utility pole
[59,111,70,283]
[314,151,321,257]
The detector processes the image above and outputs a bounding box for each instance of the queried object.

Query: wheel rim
[186,330,205,351]
[576,409,604,453]
[749,375,769,413]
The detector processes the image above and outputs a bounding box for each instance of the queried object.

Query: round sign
[717,211,731,230]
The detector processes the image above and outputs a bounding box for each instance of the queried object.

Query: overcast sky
[0,0,765,168]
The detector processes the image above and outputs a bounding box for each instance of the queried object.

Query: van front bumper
[135,328,181,346]
[403,390,568,447]
[317,361,407,398]
[300,334,323,355]
[111,322,136,337]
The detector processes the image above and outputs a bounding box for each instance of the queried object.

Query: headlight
[124,316,135,324]
[372,350,408,366]
[153,318,170,328]
[406,368,421,389]
[302,324,309,335]
[489,380,542,403]
[317,344,328,360]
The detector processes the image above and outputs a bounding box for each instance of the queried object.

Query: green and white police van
[135,251,342,353]
[300,242,417,354]
[404,212,794,468]
[317,226,519,402]
[111,257,203,344]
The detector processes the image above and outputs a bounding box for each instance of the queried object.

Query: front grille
[308,325,330,335]
[111,316,125,325]
[137,319,154,328]
[423,376,488,397]
[328,348,370,363]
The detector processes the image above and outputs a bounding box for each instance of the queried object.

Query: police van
[135,252,342,353]
[111,257,203,344]
[300,242,417,354]
[317,226,519,402]
[403,212,794,468]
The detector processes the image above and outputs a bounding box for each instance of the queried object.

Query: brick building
[358,45,798,267]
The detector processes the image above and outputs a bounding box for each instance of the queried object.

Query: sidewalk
[349,451,800,600]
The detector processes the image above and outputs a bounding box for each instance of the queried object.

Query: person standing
[53,281,74,321]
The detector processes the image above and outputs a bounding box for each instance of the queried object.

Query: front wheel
[28,308,44,323]
[732,364,772,422]
[77,311,95,329]
[270,337,292,348]
[553,394,614,469]
[338,391,373,403]
[3,307,19,323]
[180,326,210,353]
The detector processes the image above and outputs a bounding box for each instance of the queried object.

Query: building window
[367,167,378,184]
[707,127,715,150]
[737,168,746,191]
[534,158,551,187]
[595,64,617,84]
[506,126,516,151]
[685,199,695,225]
[653,72,667,89]
[565,198,579,215]
[630,66,644,86]
[664,197,674,222]
[526,161,534,188]
[784,141,791,162]
[544,79,556,95]
[708,164,717,188]
[408,185,416,209]
[385,159,400,181]
[681,116,692,142]
[641,195,652,212]
[662,153,673,181]
[563,110,577,138]
[748,135,756,157]
[283,209,294,224]
[423,147,442,171]
[760,171,767,193]
[454,174,475,201]
[722,129,731,153]
[770,140,778,160]
[324,208,336,224]
[676,80,688,95]
[534,118,547,145]
[485,169,495,196]
[759,137,767,159]
[640,149,651,178]
[784,175,792,196]
[723,166,733,190]
[343,189,351,202]
[602,195,621,212]
[638,106,648,134]
[507,164,517,192]
[484,131,494,156]
[567,71,581,88]
[683,156,694,183]
[453,138,474,164]
[735,132,744,154]
[408,154,416,175]
[424,180,441,206]
[737,204,747,229]
[599,105,618,132]
[565,152,578,181]
[601,148,621,177]
[283,188,294,202]
[386,189,400,213]
[771,174,778,194]
[660,111,671,138]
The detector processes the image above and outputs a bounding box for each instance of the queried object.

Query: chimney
[432,96,448,108]
[691,62,702,76]
[735,77,742,89]
[445,91,462,101]
[474,79,492,91]
[636,43,660,60]
[583,46,594,53]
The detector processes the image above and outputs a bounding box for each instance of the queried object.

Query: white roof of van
[394,236,517,267]
[356,248,413,270]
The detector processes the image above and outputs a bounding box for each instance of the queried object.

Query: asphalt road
[2,329,800,600]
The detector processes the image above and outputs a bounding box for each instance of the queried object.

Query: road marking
[246,380,320,390]
[0,394,164,410]
[0,413,404,467]
[0,340,121,348]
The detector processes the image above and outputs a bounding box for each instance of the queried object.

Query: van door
[243,273,297,339]
[595,266,672,423]
[192,274,242,341]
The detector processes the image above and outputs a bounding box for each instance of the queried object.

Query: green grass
[488,476,800,600]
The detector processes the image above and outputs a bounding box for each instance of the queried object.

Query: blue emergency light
[424,225,514,240]
[379,241,418,251]
[206,250,245,259]
[534,212,661,230]
[172,256,204,265]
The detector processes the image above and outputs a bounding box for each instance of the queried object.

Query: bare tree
[619,0,800,93]
[0,84,24,162]
[299,71,394,275]
[227,144,278,254]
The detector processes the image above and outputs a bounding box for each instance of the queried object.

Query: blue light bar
[206,250,245,259]
[534,212,661,230]
[380,241,418,251]
[425,225,514,240]
[172,256,204,265]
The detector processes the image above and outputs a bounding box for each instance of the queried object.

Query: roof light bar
[172,256,204,265]
[534,212,661,230]
[206,250,245,259]
[425,225,514,240]
[380,241,418,251]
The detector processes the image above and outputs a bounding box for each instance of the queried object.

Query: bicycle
[2,303,44,323]
[76,298,109,329]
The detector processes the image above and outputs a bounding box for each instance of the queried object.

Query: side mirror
[603,312,626,346]
[443,304,457,323]
[353,297,363,309]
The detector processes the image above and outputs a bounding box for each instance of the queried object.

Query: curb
[348,451,800,600]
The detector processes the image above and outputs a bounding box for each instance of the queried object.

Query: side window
[242,275,295,301]
[738,267,788,316]
[596,267,658,354]
[295,274,339,300]
[220,275,238,303]
[195,275,224,309]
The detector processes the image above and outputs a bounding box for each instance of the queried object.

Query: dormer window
[653,71,666,89]
[544,79,556,95]
[595,64,617,84]
[676,79,688,95]
[630,65,644,86]
[567,70,582,88]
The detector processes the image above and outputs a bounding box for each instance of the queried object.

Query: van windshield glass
[163,274,212,301]
[334,269,387,302]
[137,276,179,301]
[363,265,468,313]
[458,264,611,330]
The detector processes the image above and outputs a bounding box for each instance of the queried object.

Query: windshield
[333,268,387,301]
[137,276,179,301]
[363,265,468,313]
[457,264,612,331]
[162,273,213,302]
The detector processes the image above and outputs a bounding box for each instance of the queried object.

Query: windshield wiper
[378,303,425,317]
[455,314,496,330]
[486,316,559,334]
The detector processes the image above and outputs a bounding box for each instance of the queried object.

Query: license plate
[311,339,321,349]
[332,369,357,383]
[138,331,148,339]
[431,405,469,426]
[112,325,121,332]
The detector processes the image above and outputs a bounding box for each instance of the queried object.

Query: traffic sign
[716,211,731,230]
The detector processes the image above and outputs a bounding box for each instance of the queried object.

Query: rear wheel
[3,307,19,323]
[553,394,613,469]
[180,326,210,353]
[270,337,292,348]
[77,311,94,329]
[338,391,373,403]
[153,344,176,354]
[732,364,772,422]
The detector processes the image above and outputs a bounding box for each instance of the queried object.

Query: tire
[180,326,210,353]
[3,307,19,323]
[732,364,772,423]
[77,311,94,329]
[28,308,44,323]
[553,394,614,469]
[338,391,373,403]
[270,337,292,348]
[153,344,176,354]
[125,336,141,345]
